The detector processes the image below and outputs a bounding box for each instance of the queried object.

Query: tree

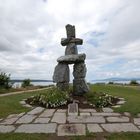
[130,80,139,85]
[22,79,31,87]
[0,72,11,89]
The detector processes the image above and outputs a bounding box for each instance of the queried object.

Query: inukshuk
[53,24,89,95]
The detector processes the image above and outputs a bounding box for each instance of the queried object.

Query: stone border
[0,106,140,135]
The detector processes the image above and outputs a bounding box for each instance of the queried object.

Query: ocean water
[12,82,55,88]
[12,80,140,88]
[91,80,140,84]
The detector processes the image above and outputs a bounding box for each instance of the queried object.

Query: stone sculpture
[53,24,89,95]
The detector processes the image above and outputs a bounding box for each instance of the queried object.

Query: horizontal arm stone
[57,53,86,64]
[61,38,83,46]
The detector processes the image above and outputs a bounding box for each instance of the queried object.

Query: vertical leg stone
[73,62,87,79]
[73,62,89,95]
[53,63,70,90]
[73,78,89,95]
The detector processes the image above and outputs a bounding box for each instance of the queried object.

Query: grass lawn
[106,132,140,140]
[0,84,140,140]
[0,84,140,118]
[0,133,89,140]
[0,133,140,140]
[0,88,23,94]
[90,84,140,116]
[0,89,50,118]
[0,86,50,94]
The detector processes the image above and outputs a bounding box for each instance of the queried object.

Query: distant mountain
[92,77,140,82]
[10,79,53,82]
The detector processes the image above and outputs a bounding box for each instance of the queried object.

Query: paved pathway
[0,107,140,136]
[0,87,52,97]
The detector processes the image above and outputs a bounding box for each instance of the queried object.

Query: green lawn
[106,132,140,140]
[0,84,140,118]
[0,133,140,140]
[0,89,50,118]
[0,85,140,139]
[90,84,140,116]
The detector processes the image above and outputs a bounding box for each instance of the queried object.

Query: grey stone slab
[73,62,86,78]
[118,98,125,101]
[27,107,45,115]
[23,104,32,108]
[0,125,15,133]
[79,109,96,113]
[92,112,121,116]
[117,100,126,105]
[106,116,129,123]
[0,119,3,122]
[53,63,70,83]
[87,124,103,133]
[51,113,66,124]
[137,113,140,117]
[0,117,19,125]
[65,24,75,38]
[39,109,55,117]
[58,124,86,136]
[124,112,131,117]
[65,43,78,55]
[91,112,121,116]
[34,118,50,123]
[68,103,78,116]
[15,123,57,133]
[19,101,26,105]
[57,54,86,64]
[102,108,113,113]
[101,123,140,132]
[61,38,83,46]
[7,112,25,119]
[56,109,67,113]
[15,114,37,124]
[67,116,105,123]
[134,118,140,125]
[73,78,89,95]
[80,113,91,116]
[112,105,121,108]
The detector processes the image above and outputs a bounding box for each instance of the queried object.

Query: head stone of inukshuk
[53,24,89,95]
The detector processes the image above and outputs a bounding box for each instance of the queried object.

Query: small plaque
[68,103,78,116]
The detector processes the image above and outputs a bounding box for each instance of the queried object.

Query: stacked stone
[53,24,89,95]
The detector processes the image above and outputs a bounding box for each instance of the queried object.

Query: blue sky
[0,0,140,81]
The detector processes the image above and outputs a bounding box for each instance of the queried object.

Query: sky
[0,0,140,81]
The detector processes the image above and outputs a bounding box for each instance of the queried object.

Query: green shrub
[26,87,70,108]
[0,72,11,89]
[22,79,32,87]
[108,81,114,84]
[86,92,118,108]
[130,80,139,85]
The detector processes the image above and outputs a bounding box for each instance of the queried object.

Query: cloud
[0,0,140,81]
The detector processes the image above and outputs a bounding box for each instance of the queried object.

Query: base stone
[58,124,86,136]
